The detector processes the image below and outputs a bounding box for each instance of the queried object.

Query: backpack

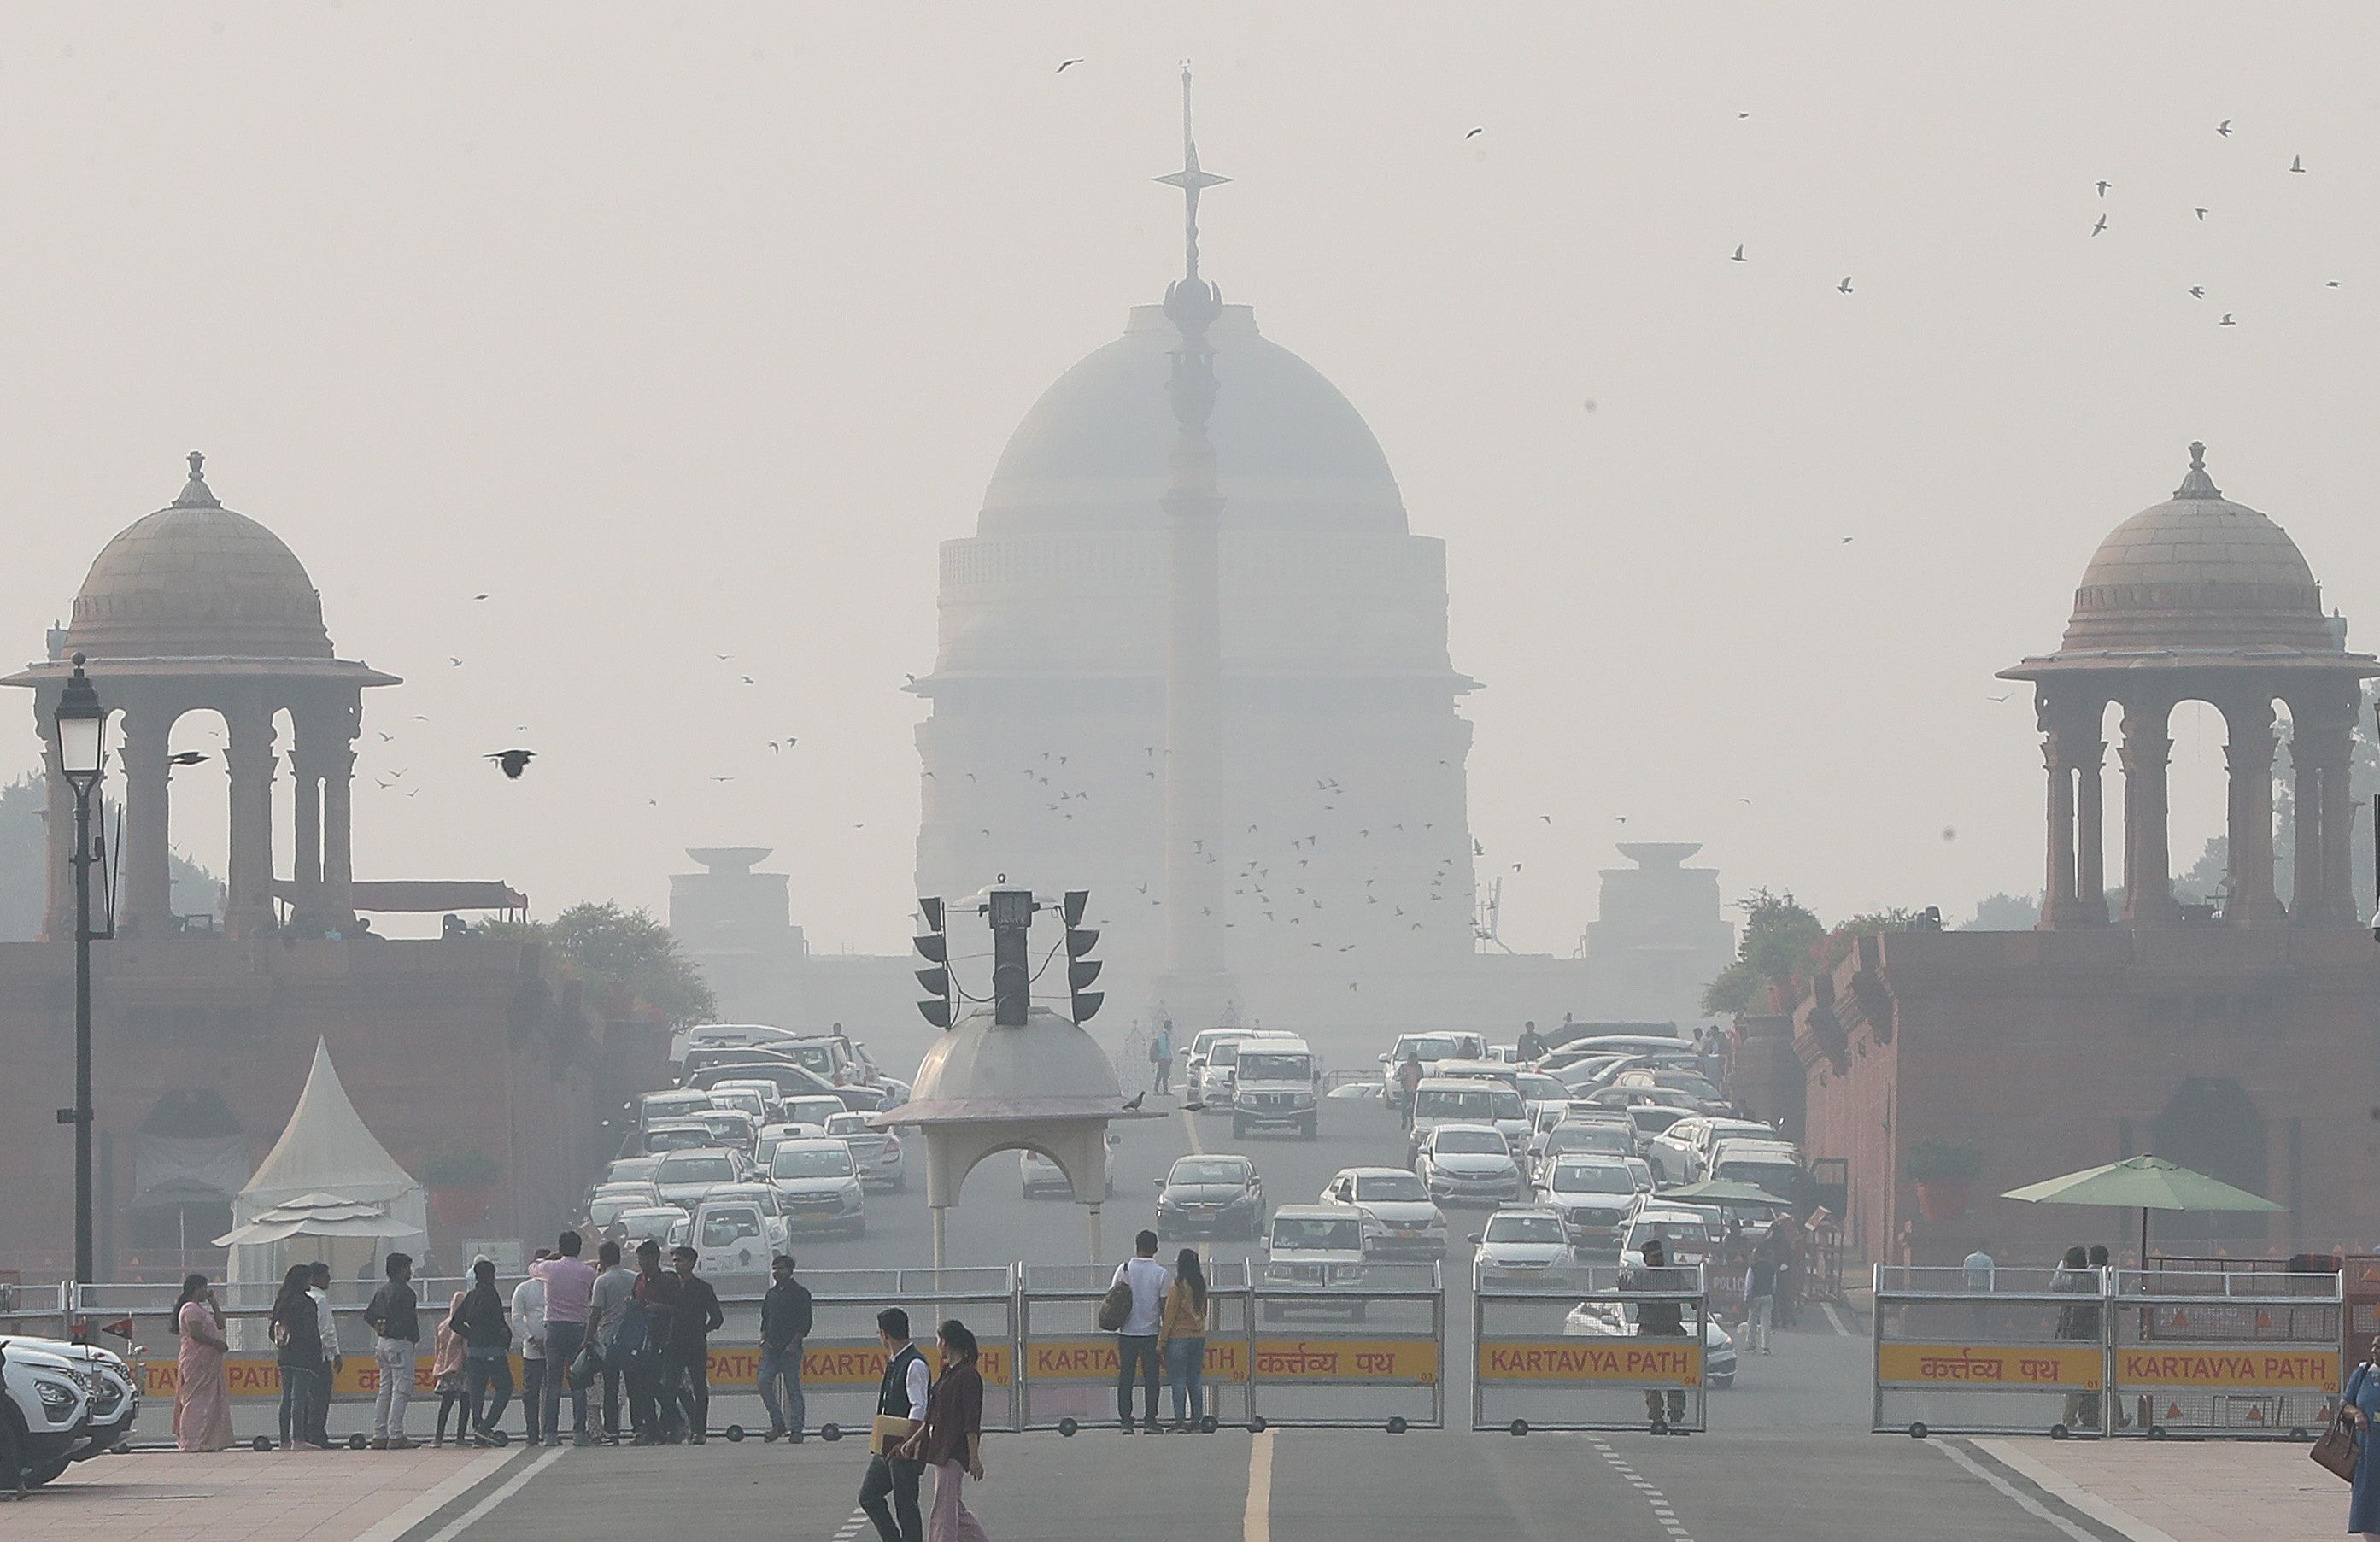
[610,1300,661,1370]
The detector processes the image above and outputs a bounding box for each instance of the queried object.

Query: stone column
[318,718,356,933]
[2297,706,2358,926]
[2037,692,2104,928]
[2223,696,2283,923]
[291,760,321,928]
[2117,694,2178,926]
[116,695,173,938]
[223,694,276,938]
[2075,737,2107,923]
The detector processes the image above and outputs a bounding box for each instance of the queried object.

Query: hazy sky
[4,4,2377,953]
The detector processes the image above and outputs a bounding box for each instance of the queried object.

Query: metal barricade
[1474,1262,1709,1434]
[1014,1263,1255,1432]
[1248,1259,1441,1430]
[1871,1266,2108,1437]
[2109,1269,2341,1439]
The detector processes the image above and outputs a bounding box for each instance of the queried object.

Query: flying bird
[2189,286,2205,298]
[472,593,489,601]
[448,657,463,667]
[2095,180,2110,197]
[2290,155,2306,173]
[1056,57,1083,72]
[1464,126,1483,139]
[1732,244,1745,261]
[2219,313,2236,325]
[2217,120,2231,137]
[486,749,535,779]
[1837,276,1853,294]
[740,676,755,684]
[2195,208,2207,220]
[2328,280,2343,288]
[2090,214,2107,236]
[1538,814,1552,824]
[168,751,208,766]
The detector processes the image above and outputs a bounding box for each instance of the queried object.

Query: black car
[1154,1155,1265,1240]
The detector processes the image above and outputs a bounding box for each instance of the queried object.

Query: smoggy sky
[3,4,2376,951]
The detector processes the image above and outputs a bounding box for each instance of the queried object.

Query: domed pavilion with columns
[1755,445,2380,1269]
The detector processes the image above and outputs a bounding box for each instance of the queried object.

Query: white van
[1377,1033,1489,1109]
[1261,1204,1370,1321]
[1231,1037,1322,1139]
[1405,1077,1529,1164]
[1188,1029,1300,1111]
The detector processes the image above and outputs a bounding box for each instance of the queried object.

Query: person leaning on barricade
[1623,1238,1691,1434]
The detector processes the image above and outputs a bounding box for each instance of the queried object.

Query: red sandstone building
[0,458,665,1281]
[1750,445,2380,1269]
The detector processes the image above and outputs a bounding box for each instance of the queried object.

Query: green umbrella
[2001,1154,2285,1264]
[1660,1179,1793,1206]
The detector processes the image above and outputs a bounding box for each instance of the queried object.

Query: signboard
[1252,1340,1437,1385]
[1875,1343,2102,1391]
[2116,1346,2337,1393]
[1478,1339,1703,1387]
[1025,1338,1247,1385]
[768,1341,1012,1389]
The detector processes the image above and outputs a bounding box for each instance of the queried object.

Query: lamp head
[55,654,104,788]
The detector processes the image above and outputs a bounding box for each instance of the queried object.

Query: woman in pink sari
[174,1274,235,1452]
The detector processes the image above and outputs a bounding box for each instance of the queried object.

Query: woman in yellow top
[1156,1249,1208,1433]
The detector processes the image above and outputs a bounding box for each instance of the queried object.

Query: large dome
[2058,443,2335,654]
[978,302,1405,536]
[67,455,332,660]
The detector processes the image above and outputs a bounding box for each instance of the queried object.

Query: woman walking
[900,1319,988,1542]
[430,1290,469,1445]
[2341,1331,2380,1539]
[272,1264,325,1450]
[1157,1249,1208,1432]
[173,1275,234,1452]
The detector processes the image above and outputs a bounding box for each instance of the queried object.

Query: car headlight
[34,1380,78,1421]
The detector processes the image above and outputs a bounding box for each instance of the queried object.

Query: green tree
[488,901,716,1027]
[1699,888,1826,1016]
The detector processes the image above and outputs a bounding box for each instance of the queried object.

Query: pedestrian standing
[449,1258,514,1445]
[1110,1230,1171,1434]
[272,1264,325,1450]
[2340,1332,2380,1540]
[1394,1050,1424,1127]
[1151,1022,1175,1098]
[173,1274,235,1452]
[583,1240,635,1443]
[511,1252,550,1445]
[666,1245,724,1443]
[305,1262,340,1447]
[628,1240,682,1444]
[1157,1249,1208,1432]
[1962,1240,1995,1337]
[532,1230,599,1445]
[362,1252,420,1449]
[899,1319,988,1542]
[1516,1021,1545,1063]
[759,1254,813,1443]
[1625,1239,1690,1431]
[1741,1244,1776,1356]
[859,1308,929,1542]
[431,1290,469,1445]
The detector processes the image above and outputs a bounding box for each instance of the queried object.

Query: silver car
[1321,1166,1448,1259]
[768,1139,868,1237]
[651,1147,743,1210]
[825,1111,906,1192]
[1413,1123,1524,1206]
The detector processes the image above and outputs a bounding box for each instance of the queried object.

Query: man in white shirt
[1111,1229,1172,1434]
[511,1253,550,1445]
[1962,1245,1996,1335]
[306,1262,340,1448]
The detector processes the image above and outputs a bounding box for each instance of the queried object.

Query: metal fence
[2109,1269,2340,1439]
[1872,1267,2111,1437]
[1474,1262,1709,1434]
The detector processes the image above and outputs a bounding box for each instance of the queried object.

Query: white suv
[0,1338,97,1486]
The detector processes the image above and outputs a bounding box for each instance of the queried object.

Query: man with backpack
[583,1240,637,1443]
[624,1240,679,1444]
[1107,1230,1171,1434]
[665,1246,724,1444]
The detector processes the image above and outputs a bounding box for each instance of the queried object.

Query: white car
[1320,1167,1448,1259]
[1472,1207,1577,1275]
[1021,1135,1117,1199]
[1413,1123,1525,1206]
[611,1205,691,1251]
[1536,1158,1640,1252]
[0,1340,97,1484]
[651,1146,745,1209]
[1261,1205,1371,1321]
[1562,1301,1737,1389]
[1646,1117,1776,1187]
[825,1111,906,1191]
[1404,1079,1529,1165]
[691,1187,791,1277]
[1619,1208,1721,1268]
[766,1139,868,1237]
[1377,1032,1489,1110]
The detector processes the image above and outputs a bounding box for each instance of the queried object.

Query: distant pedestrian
[512,1251,550,1444]
[898,1319,988,1542]
[271,1264,325,1451]
[1624,1239,1690,1431]
[583,1240,636,1442]
[1152,1022,1175,1097]
[667,1245,724,1443]
[1742,1244,1777,1356]
[449,1258,514,1445]
[305,1262,339,1447]
[430,1290,469,1445]
[362,1252,420,1449]
[1516,1021,1545,1062]
[1110,1230,1171,1434]
[1158,1249,1209,1432]
[859,1308,929,1542]
[1962,1241,1995,1336]
[533,1230,599,1446]
[1395,1049,1424,1127]
[2084,1244,2119,1428]
[1769,1212,1802,1328]
[628,1240,681,1443]
[759,1254,814,1443]
[173,1274,234,1452]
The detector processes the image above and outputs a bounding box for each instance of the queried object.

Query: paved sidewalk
[1976,1437,2337,1542]
[0,1445,506,1542]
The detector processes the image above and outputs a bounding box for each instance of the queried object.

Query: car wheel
[1709,1374,1733,1389]
[21,1456,69,1488]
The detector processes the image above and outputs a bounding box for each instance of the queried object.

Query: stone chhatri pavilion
[1769,445,2380,1269]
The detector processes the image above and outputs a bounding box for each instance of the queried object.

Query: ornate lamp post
[53,654,104,1283]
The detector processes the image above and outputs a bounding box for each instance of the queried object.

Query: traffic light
[1063,890,1104,1023]
[914,897,952,1029]
[988,885,1034,1027]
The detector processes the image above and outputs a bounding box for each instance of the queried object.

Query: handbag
[1095,1279,1134,1334]
[2313,1364,2365,1483]
[566,1341,603,1389]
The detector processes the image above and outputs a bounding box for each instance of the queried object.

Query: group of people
[1108,1230,1212,1433]
[857,1309,990,1542]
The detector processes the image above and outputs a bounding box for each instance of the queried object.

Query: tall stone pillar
[2074,736,2107,923]
[2298,708,2358,926]
[2223,697,2283,923]
[292,763,322,925]
[2118,695,2178,926]
[2037,693,2104,928]
[223,694,276,938]
[319,731,357,933]
[117,695,173,937]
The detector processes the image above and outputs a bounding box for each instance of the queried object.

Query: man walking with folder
[859,1308,929,1542]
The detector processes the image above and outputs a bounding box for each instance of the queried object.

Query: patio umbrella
[2000,1154,2284,1264]
[213,1190,425,1246]
[1659,1179,1793,1206]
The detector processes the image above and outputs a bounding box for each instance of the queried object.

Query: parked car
[690,1108,759,1154]
[766,1139,868,1236]
[1193,1030,1302,1111]
[1705,1137,1803,1200]
[637,1088,717,1130]
[1260,1205,1370,1320]
[825,1111,906,1191]
[1619,1207,1721,1268]
[1471,1206,1577,1276]
[683,1058,843,1103]
[703,1085,771,1123]
[1325,1081,1384,1100]
[1562,1300,1737,1389]
[0,1339,95,1485]
[690,1190,790,1278]
[1320,1167,1447,1259]
[754,1121,829,1169]
[1232,1038,1322,1139]
[781,1095,852,1133]
[1537,1117,1638,1168]
[1153,1153,1264,1240]
[652,1146,745,1209]
[604,1155,664,1185]
[1021,1135,1118,1200]
[588,1181,665,1228]
[1535,1158,1640,1253]
[1412,1123,1525,1206]
[1181,1027,1298,1107]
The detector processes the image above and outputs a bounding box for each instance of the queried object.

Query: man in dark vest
[858,1307,928,1542]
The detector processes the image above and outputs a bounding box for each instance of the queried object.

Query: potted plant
[419,1147,501,1227]
[1905,1138,1984,1222]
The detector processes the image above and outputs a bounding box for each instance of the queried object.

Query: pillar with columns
[2037,689,2109,929]
[2221,696,2284,923]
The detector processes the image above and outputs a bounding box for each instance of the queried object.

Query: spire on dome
[2174,440,2221,500]
[1156,62,1228,337]
[174,450,220,508]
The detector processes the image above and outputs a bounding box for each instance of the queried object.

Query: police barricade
[1247,1259,1441,1431]
[1013,1263,1256,1433]
[1871,1266,2108,1437]
[1473,1262,1709,1434]
[2107,1268,2341,1439]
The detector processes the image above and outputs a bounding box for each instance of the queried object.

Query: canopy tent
[214,1190,425,1246]
[2001,1153,2286,1264]
[226,1040,425,1288]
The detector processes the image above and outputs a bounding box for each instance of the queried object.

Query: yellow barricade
[1477,1338,1701,1388]
[1876,1343,2102,1391]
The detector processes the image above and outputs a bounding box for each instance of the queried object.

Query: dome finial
[2175,440,2221,500]
[174,450,220,509]
[1155,61,1228,337]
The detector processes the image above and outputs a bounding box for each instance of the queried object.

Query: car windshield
[1486,1214,1567,1244]
[1551,1164,1633,1194]
[647,1126,716,1152]
[1273,1217,1362,1251]
[657,1154,736,1183]
[1717,1162,1797,1190]
[1632,1217,1714,1244]
[1171,1158,1249,1186]
[772,1148,855,1179]
[1414,1088,1497,1119]
[1515,1075,1568,1101]
[1398,1036,1462,1061]
[701,1210,762,1246]
[1353,1173,1428,1202]
[1434,1128,1507,1155]
[1551,1126,1631,1152]
[589,1196,641,1224]
[699,1113,749,1136]
[607,1158,660,1181]
[1490,1090,1526,1119]
[644,1096,711,1120]
[1239,1053,1310,1082]
[787,1099,845,1127]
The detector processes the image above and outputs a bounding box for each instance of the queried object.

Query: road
[214,1092,2140,1540]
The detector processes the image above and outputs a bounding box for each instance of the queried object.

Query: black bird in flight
[1465,126,1483,139]
[168,751,208,766]
[487,749,535,779]
[2217,120,2231,137]
[1057,57,1083,72]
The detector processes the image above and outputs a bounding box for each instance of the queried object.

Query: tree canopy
[1699,888,1825,1016]
[489,900,716,1028]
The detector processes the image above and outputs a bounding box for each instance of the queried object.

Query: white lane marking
[1933,1439,2102,1542]
[1821,1302,1853,1337]
[832,1507,869,1540]
[1181,1107,1205,1156]
[352,1449,514,1542]
[1586,1435,1696,1542]
[1243,1427,1275,1542]
[1973,1439,2183,1542]
[418,1445,568,1542]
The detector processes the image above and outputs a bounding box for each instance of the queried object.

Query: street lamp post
[53,654,104,1285]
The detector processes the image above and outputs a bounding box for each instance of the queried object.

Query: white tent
[226,1040,426,1293]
